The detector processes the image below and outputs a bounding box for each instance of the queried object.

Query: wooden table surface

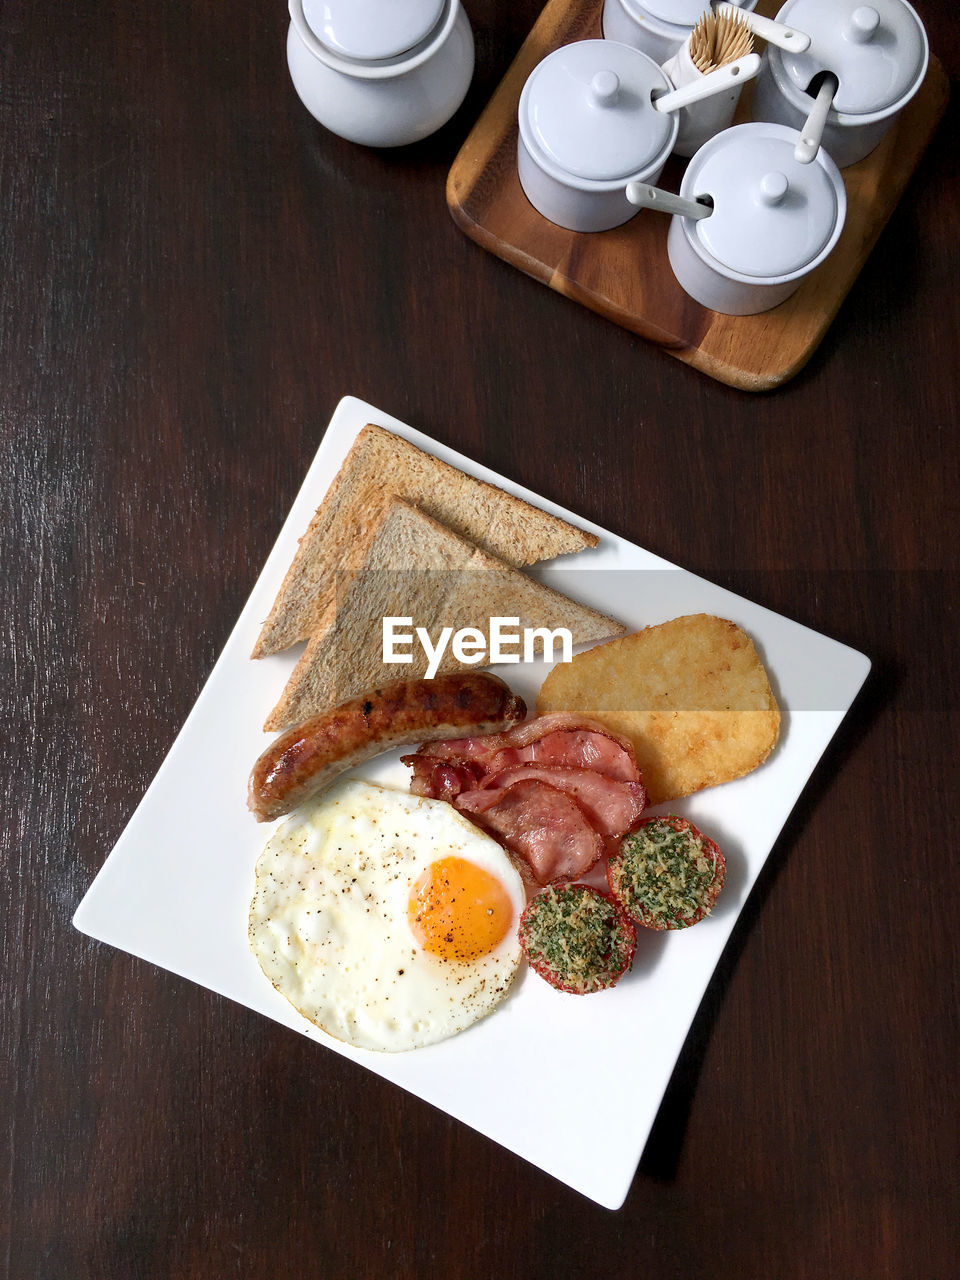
[2,2,957,1276]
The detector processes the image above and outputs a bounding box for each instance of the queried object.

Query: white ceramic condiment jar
[602,0,760,64]
[750,0,929,167]
[286,0,474,147]
[517,40,679,232]
[666,122,846,314]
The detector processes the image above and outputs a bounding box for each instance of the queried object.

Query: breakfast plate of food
[74,395,870,1209]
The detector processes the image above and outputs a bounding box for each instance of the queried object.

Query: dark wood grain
[1,1,957,1277]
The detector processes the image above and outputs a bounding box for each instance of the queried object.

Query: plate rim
[73,394,872,1210]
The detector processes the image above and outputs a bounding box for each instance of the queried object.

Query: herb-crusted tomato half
[608,815,725,931]
[518,884,637,994]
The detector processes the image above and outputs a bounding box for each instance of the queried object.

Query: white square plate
[74,396,870,1209]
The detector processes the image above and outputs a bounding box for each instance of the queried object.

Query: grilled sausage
[248,673,526,822]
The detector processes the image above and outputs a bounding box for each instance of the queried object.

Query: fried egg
[248,779,525,1052]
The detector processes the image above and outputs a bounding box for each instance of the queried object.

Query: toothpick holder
[661,38,748,157]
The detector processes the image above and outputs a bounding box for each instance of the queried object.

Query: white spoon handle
[715,3,812,53]
[653,53,760,114]
[625,182,713,220]
[795,73,839,164]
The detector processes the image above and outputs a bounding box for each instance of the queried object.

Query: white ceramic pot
[666,121,846,314]
[602,0,759,64]
[517,40,679,233]
[286,0,474,148]
[751,0,929,167]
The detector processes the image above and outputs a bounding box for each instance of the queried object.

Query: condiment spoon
[625,182,713,220]
[795,71,840,163]
[714,2,812,53]
[651,52,761,114]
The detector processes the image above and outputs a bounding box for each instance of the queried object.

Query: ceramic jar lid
[521,41,674,182]
[776,0,927,114]
[302,0,445,62]
[639,0,737,24]
[687,125,841,277]
[621,0,750,24]
[640,0,712,22]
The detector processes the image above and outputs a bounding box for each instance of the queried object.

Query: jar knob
[846,6,881,43]
[758,171,789,206]
[589,71,621,108]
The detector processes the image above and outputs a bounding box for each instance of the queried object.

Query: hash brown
[536,614,780,804]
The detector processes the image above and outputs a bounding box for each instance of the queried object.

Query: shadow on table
[635,655,893,1185]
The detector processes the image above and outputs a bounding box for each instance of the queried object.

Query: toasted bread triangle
[264,499,623,731]
[252,424,599,658]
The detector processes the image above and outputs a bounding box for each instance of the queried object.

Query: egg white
[248,778,525,1052]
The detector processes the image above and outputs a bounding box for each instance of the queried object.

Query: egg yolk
[408,857,513,962]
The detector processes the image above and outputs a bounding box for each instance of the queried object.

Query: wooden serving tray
[446,0,949,391]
